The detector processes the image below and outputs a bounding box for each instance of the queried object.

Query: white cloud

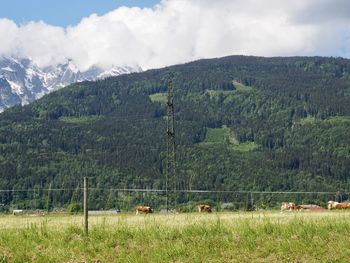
[0,19,19,56]
[0,0,349,70]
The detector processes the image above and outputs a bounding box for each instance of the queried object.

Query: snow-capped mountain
[0,57,141,112]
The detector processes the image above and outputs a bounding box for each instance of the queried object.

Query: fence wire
[0,187,347,213]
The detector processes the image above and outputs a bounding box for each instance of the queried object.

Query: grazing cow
[295,205,304,211]
[329,201,350,210]
[135,206,153,214]
[13,209,24,215]
[335,202,350,209]
[198,204,212,213]
[280,202,296,212]
[328,201,340,210]
[297,204,326,212]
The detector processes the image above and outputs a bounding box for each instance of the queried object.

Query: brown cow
[198,204,212,213]
[135,206,153,214]
[334,202,350,210]
[280,202,296,212]
[328,201,338,210]
[294,205,304,211]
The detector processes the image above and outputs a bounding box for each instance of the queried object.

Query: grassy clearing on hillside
[206,89,236,98]
[297,116,317,125]
[0,212,350,262]
[230,141,259,152]
[232,80,253,92]
[59,116,103,123]
[326,115,350,124]
[201,126,236,145]
[295,115,350,126]
[206,81,252,100]
[149,93,167,104]
[201,126,259,152]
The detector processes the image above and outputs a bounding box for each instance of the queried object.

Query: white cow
[12,209,24,215]
[280,202,296,212]
[327,201,339,210]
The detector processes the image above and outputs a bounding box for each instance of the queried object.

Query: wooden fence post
[84,177,88,235]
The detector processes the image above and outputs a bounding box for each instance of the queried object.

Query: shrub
[67,203,81,214]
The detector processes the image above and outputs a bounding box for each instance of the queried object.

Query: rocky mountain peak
[0,57,141,112]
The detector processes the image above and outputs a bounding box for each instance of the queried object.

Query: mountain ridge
[0,56,141,112]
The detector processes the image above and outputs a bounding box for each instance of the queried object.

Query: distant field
[232,80,253,92]
[295,115,350,126]
[59,115,103,123]
[201,126,234,145]
[149,92,167,103]
[1,211,350,262]
[200,126,259,151]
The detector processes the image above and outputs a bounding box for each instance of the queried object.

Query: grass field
[0,211,350,262]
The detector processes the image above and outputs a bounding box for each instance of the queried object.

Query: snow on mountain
[0,57,141,112]
[1,66,15,72]
[7,80,23,95]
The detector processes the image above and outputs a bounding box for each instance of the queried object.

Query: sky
[0,0,160,27]
[0,0,350,71]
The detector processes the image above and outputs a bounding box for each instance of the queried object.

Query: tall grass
[0,212,350,262]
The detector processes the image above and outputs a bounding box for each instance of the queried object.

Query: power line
[0,187,340,195]
[0,188,77,193]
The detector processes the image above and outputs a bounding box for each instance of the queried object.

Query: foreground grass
[0,212,350,262]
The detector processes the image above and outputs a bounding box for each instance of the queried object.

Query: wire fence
[0,187,347,214]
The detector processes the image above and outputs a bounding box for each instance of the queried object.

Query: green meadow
[200,126,259,152]
[0,211,350,262]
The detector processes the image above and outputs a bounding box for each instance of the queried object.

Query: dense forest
[0,55,350,211]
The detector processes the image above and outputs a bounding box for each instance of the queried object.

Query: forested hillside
[1,55,350,209]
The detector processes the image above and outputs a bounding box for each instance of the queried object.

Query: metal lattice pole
[166,74,176,211]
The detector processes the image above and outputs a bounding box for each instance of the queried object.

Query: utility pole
[166,74,176,211]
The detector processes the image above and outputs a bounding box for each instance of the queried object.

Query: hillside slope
[1,55,350,209]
